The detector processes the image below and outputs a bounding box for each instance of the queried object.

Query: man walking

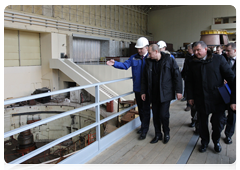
[141,44,182,144]
[106,37,151,140]
[181,43,194,112]
[224,42,236,144]
[186,41,235,153]
[181,43,199,133]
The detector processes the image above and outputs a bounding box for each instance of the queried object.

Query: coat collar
[146,51,170,60]
[136,52,149,59]
[192,50,213,63]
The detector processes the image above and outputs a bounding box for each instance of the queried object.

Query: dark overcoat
[186,51,235,106]
[141,52,182,103]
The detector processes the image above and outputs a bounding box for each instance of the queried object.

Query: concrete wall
[4,6,146,100]
[4,32,67,99]
[5,5,148,36]
[148,5,236,50]
[41,33,67,91]
[4,66,42,99]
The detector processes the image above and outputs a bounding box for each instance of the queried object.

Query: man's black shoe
[214,143,222,153]
[163,135,170,144]
[150,136,162,144]
[138,133,146,140]
[224,137,232,144]
[198,144,208,152]
[137,129,142,134]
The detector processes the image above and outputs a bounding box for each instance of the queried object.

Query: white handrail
[65,59,126,101]
[4,77,136,164]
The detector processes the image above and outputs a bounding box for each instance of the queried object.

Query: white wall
[148,5,236,50]
[4,66,42,99]
[41,33,67,91]
[4,32,67,100]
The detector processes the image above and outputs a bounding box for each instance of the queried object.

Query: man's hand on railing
[106,59,115,66]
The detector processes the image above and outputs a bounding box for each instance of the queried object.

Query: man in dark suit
[186,41,235,153]
[230,73,238,115]
[224,42,236,144]
[141,44,182,144]
[181,43,198,129]
[181,44,194,111]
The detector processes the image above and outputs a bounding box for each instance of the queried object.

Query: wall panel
[4,29,19,67]
[23,5,33,13]
[19,31,41,66]
[69,5,77,22]
[62,5,70,21]
[53,5,62,19]
[34,5,43,15]
[6,5,148,37]
[95,5,101,27]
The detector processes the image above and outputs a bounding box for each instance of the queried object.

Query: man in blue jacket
[106,37,151,140]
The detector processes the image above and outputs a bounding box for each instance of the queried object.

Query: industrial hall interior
[4,5,236,166]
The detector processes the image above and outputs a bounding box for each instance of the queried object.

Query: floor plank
[205,152,220,164]
[87,100,236,164]
[218,154,230,164]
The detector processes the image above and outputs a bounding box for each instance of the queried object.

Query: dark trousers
[196,103,226,145]
[135,92,151,134]
[191,104,198,123]
[225,106,236,138]
[151,100,171,137]
[183,80,192,108]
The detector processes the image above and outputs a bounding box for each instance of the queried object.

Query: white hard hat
[135,37,149,48]
[157,40,167,49]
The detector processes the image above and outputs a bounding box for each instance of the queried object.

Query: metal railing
[4,77,137,164]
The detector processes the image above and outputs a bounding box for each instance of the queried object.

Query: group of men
[106,37,236,153]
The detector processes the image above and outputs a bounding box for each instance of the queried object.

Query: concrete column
[66,34,73,59]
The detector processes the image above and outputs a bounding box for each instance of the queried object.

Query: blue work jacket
[113,53,148,92]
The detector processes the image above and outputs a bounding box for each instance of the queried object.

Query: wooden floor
[87,100,236,164]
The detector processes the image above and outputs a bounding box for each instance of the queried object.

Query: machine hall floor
[87,100,236,164]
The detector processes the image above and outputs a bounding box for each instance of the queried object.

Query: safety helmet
[135,37,149,48]
[213,46,216,52]
[157,40,167,49]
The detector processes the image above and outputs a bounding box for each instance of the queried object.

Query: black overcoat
[141,52,182,103]
[186,51,235,106]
